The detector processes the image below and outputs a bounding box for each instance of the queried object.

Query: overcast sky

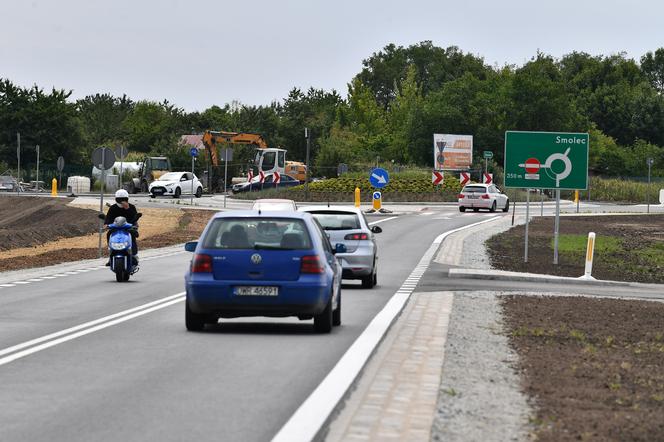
[1,0,661,111]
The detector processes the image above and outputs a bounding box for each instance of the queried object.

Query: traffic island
[502,295,664,441]
[486,214,664,284]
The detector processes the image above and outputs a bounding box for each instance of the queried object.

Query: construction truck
[128,156,172,194]
[201,130,307,192]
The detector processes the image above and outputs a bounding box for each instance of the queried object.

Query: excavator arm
[202,130,269,166]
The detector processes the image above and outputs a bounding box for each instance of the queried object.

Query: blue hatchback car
[184,211,344,333]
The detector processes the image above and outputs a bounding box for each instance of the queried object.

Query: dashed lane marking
[0,250,186,292]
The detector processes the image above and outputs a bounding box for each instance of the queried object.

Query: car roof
[463,183,490,188]
[298,205,363,214]
[253,199,296,203]
[212,210,310,220]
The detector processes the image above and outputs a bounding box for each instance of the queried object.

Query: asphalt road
[0,207,507,441]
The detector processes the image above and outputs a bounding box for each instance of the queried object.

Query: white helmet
[115,189,129,199]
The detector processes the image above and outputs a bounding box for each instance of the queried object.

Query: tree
[641,48,664,94]
[0,79,82,166]
[124,100,186,153]
[77,93,134,147]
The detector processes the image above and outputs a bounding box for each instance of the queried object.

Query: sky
[1,0,662,111]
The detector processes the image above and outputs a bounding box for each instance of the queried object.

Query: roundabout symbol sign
[505,131,588,190]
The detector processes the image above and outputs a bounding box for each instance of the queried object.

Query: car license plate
[153,189,164,194]
[234,286,278,296]
[468,195,478,199]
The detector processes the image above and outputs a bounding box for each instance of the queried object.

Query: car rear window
[308,211,361,230]
[462,186,487,193]
[202,217,312,250]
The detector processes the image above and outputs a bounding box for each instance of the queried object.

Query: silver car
[299,206,381,288]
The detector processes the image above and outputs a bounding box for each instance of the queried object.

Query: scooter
[98,213,142,282]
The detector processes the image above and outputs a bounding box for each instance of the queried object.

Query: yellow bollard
[354,187,361,208]
[574,190,579,203]
[372,191,381,211]
[51,177,58,196]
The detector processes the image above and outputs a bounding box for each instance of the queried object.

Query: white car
[458,183,510,212]
[149,172,203,198]
[251,198,297,211]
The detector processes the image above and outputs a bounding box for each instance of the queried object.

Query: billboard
[433,134,473,170]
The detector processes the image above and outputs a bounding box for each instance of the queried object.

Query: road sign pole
[98,148,106,259]
[540,191,544,216]
[191,156,195,206]
[553,189,560,265]
[525,189,530,263]
[223,149,228,209]
[305,128,310,201]
[647,160,652,214]
[16,132,20,195]
[485,158,488,177]
[35,144,40,191]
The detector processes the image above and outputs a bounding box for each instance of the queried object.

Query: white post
[524,189,530,263]
[582,232,596,279]
[553,189,560,265]
[191,156,195,206]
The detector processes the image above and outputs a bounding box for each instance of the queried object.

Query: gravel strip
[431,291,532,442]
[459,216,526,269]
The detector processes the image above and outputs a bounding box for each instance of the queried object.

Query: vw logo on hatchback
[250,253,262,265]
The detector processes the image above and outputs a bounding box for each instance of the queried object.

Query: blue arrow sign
[190,147,199,157]
[369,168,389,189]
[372,191,381,200]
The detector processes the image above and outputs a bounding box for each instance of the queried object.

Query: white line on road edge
[0,293,185,366]
[271,216,501,442]
[368,216,398,225]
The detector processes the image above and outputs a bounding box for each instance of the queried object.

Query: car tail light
[457,193,465,199]
[301,255,324,274]
[344,232,368,240]
[191,254,212,273]
[481,194,490,199]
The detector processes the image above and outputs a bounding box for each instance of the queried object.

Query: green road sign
[483,151,493,159]
[504,131,589,190]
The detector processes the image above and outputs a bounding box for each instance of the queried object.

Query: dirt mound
[0,196,99,251]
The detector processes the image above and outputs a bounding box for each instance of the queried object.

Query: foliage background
[2,43,664,184]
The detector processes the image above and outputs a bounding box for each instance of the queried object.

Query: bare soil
[0,195,215,272]
[0,196,99,250]
[502,296,664,442]
[486,215,664,283]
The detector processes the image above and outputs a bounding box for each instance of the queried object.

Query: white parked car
[149,172,203,198]
[458,183,509,212]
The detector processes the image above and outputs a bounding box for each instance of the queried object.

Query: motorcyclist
[104,189,139,266]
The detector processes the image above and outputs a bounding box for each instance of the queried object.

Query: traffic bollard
[581,232,596,280]
[354,187,361,208]
[51,177,58,196]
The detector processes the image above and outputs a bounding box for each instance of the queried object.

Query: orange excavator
[202,130,307,183]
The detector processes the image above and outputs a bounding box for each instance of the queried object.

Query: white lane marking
[41,276,57,280]
[0,293,185,365]
[368,216,398,226]
[0,284,16,288]
[27,278,44,282]
[271,215,502,442]
[13,281,30,285]
[420,212,434,216]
